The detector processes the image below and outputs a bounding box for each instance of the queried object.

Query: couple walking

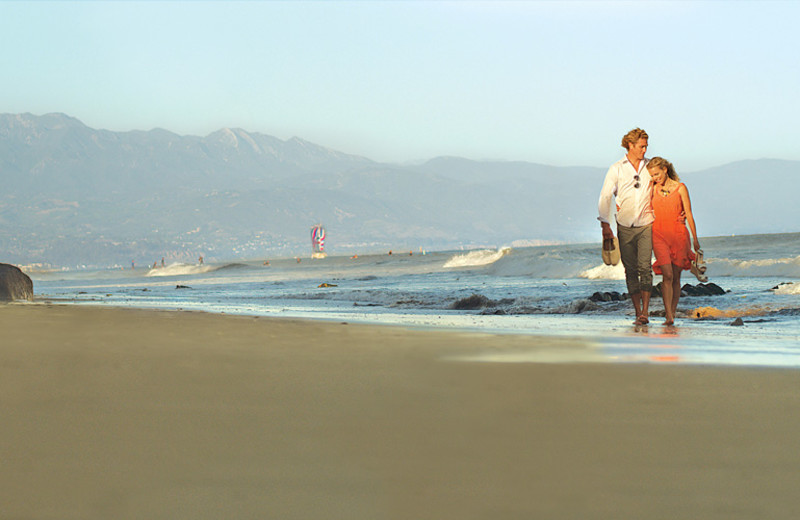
[598,128,703,326]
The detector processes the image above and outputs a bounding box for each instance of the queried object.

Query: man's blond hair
[621,128,648,150]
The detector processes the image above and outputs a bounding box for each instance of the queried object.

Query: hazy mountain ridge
[686,159,797,236]
[1,113,797,267]
[0,113,374,196]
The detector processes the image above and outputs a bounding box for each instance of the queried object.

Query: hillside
[1,113,797,267]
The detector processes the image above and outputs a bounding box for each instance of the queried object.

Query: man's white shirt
[597,156,654,228]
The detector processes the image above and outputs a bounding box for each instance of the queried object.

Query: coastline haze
[1,112,797,267]
[2,1,800,266]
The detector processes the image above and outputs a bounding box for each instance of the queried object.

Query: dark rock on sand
[562,299,600,314]
[451,294,495,310]
[731,317,745,326]
[653,282,727,298]
[0,264,34,302]
[589,291,626,302]
[683,282,727,296]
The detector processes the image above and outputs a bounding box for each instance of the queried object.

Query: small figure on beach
[647,157,703,326]
[598,128,655,324]
[198,255,204,265]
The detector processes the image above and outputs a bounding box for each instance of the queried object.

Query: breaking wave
[578,255,800,280]
[773,282,800,295]
[579,263,626,280]
[443,247,512,268]
[707,255,800,278]
[145,263,217,277]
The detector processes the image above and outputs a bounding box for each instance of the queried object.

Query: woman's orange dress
[652,183,695,275]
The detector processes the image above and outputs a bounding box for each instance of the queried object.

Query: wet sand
[2,303,800,519]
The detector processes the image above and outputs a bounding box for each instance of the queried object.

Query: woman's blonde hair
[647,156,680,181]
[621,128,648,150]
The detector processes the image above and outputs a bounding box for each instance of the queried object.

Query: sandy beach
[2,303,800,519]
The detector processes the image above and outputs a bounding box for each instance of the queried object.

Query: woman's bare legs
[659,264,675,325]
[670,264,682,319]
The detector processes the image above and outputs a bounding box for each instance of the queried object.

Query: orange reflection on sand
[648,334,682,363]
[649,355,681,363]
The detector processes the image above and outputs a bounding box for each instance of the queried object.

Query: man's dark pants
[617,223,653,295]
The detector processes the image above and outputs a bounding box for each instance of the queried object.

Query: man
[598,128,654,324]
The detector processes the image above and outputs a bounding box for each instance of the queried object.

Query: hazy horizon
[5,110,797,174]
[2,111,798,268]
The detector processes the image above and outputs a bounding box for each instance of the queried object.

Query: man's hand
[601,222,614,240]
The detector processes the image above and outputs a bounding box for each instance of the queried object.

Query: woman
[647,157,702,325]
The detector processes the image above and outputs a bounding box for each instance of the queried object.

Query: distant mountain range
[1,112,798,267]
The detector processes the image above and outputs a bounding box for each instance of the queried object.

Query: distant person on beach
[598,128,654,324]
[647,157,703,325]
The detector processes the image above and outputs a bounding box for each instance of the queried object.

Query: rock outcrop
[651,282,727,298]
[588,291,627,302]
[0,264,34,301]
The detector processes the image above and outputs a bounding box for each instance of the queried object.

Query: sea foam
[443,247,512,268]
[579,263,626,280]
[708,255,800,278]
[774,283,800,295]
[146,263,215,277]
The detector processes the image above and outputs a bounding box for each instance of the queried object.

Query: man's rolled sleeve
[597,166,618,224]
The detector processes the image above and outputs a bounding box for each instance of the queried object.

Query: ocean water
[30,232,800,368]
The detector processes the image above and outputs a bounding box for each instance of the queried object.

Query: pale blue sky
[2,1,798,170]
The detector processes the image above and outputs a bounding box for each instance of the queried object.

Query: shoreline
[23,297,800,368]
[3,303,800,519]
